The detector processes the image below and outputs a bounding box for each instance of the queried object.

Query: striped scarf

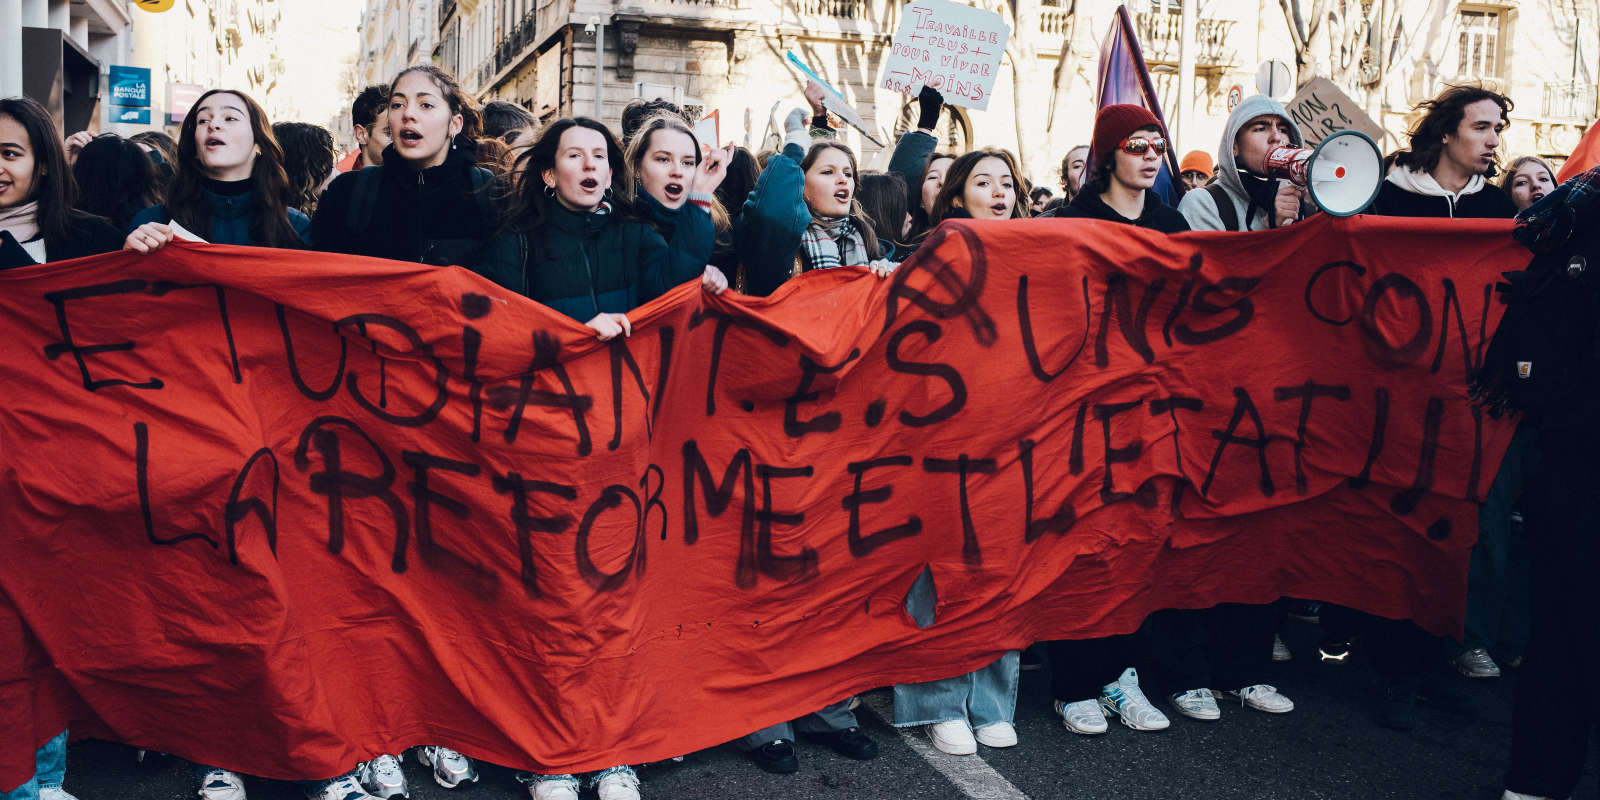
[798,214,869,273]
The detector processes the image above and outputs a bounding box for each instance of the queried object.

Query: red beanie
[1091,104,1163,163]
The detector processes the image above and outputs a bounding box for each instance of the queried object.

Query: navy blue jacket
[130,179,310,246]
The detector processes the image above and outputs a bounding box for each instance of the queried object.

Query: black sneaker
[1318,638,1353,664]
[802,726,880,760]
[748,739,799,774]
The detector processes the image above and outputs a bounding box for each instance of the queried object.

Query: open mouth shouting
[396,127,426,148]
[832,188,851,206]
[662,182,684,203]
[203,135,228,152]
[987,202,1010,217]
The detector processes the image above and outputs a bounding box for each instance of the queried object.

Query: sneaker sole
[1100,702,1170,731]
[1456,664,1501,679]
[1171,707,1222,721]
[1061,719,1109,735]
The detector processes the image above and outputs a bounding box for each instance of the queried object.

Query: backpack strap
[345,165,384,236]
[1207,184,1240,232]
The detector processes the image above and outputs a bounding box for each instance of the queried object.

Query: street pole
[594,14,605,120]
[1177,0,1196,150]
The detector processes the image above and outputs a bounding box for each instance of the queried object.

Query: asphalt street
[54,620,1597,800]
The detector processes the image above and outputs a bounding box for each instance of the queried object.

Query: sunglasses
[1120,136,1168,156]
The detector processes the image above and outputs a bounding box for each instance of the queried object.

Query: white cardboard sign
[1285,77,1385,147]
[881,0,1010,111]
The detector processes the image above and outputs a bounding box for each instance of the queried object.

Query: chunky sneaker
[1457,647,1502,678]
[40,790,82,800]
[198,769,248,800]
[1272,634,1293,662]
[748,739,799,774]
[1055,699,1108,734]
[974,721,1018,748]
[1169,688,1222,720]
[526,775,581,800]
[318,776,380,800]
[416,746,477,789]
[1230,684,1295,713]
[925,719,977,755]
[1099,668,1170,731]
[357,754,408,798]
[591,766,640,800]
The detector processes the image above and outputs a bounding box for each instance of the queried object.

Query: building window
[1457,9,1500,78]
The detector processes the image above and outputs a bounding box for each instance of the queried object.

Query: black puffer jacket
[1047,188,1191,232]
[0,211,124,269]
[311,142,510,273]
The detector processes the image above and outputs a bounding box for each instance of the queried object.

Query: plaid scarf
[1516,164,1600,254]
[798,214,869,273]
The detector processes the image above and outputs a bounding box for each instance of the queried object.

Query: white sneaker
[198,769,247,800]
[925,719,977,755]
[318,776,379,800]
[1054,698,1108,734]
[357,754,408,798]
[592,767,641,800]
[973,721,1018,748]
[1272,634,1293,662]
[1169,688,1222,721]
[1458,647,1502,678]
[527,776,581,800]
[1501,792,1566,800]
[1230,684,1295,713]
[1098,667,1170,731]
[40,789,82,800]
[416,746,478,789]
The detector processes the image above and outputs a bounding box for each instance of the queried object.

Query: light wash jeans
[892,651,1019,728]
[0,729,67,800]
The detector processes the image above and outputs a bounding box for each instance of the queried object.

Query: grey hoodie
[1177,95,1306,231]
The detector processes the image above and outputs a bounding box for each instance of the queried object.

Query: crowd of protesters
[0,62,1591,800]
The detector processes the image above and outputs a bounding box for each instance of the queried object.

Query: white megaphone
[1263,129,1384,216]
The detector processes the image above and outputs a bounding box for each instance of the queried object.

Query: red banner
[0,214,1523,786]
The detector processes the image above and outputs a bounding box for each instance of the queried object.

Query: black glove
[916,86,944,131]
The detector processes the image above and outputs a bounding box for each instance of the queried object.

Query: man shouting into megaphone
[1177,95,1313,231]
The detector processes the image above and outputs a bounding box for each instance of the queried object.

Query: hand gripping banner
[0,214,1524,785]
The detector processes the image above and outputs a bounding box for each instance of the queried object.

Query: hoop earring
[544,184,556,197]
[603,186,614,200]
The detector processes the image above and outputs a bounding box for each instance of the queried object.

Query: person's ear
[449,114,464,139]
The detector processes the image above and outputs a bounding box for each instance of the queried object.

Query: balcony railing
[1133,10,1237,68]
[1544,80,1597,120]
[797,0,867,18]
[1039,8,1069,36]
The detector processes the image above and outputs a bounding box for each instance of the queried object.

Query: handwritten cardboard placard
[1286,77,1385,146]
[881,0,1010,110]
[0,215,1521,786]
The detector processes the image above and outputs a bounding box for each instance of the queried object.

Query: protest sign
[786,51,883,146]
[1286,77,1386,146]
[0,215,1523,785]
[881,0,1010,110]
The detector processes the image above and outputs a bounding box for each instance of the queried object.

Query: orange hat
[1179,150,1214,177]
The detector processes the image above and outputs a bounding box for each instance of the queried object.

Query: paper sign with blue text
[881,0,1010,110]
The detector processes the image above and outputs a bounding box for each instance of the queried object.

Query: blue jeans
[1,729,68,799]
[892,651,1019,728]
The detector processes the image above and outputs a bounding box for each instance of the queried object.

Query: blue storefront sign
[109,65,151,107]
[113,106,151,124]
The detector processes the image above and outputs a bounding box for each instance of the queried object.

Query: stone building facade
[419,0,1594,185]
